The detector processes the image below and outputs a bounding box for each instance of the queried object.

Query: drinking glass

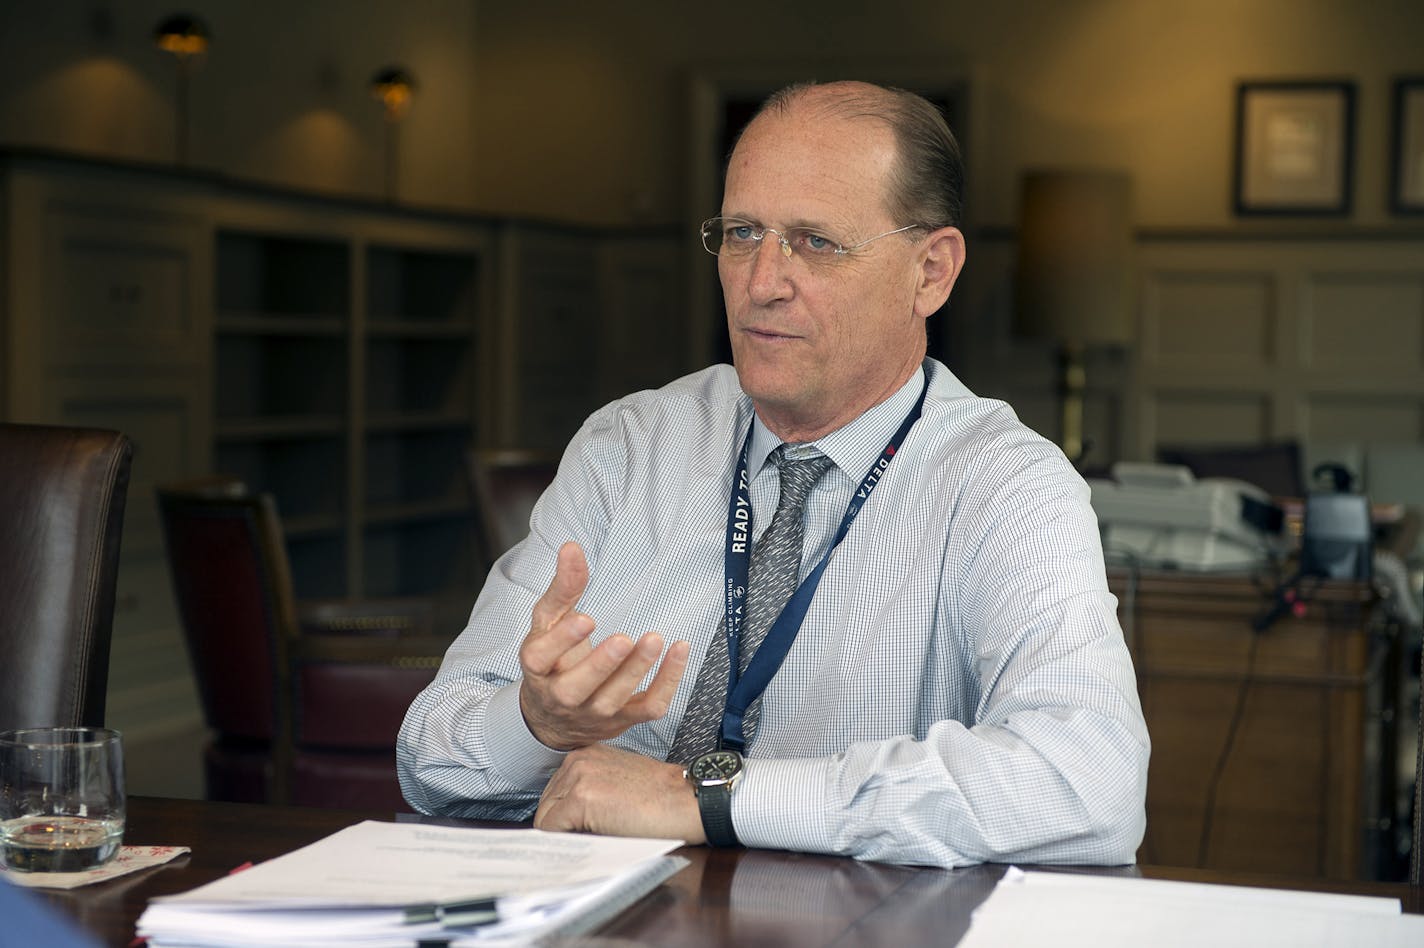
[0,727,125,872]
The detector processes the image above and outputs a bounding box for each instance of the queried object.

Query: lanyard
[718,376,929,751]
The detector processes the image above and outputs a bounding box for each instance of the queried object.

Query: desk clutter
[134,820,684,947]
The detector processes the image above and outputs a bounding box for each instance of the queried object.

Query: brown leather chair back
[0,423,132,731]
[467,448,559,571]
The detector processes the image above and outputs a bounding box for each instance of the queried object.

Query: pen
[402,898,500,928]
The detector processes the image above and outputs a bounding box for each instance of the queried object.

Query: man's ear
[913,226,966,318]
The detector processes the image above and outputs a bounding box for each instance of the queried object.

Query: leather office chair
[467,448,560,572]
[156,479,452,810]
[0,423,133,731]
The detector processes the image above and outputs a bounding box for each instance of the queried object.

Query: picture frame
[1233,80,1354,216]
[1390,77,1424,214]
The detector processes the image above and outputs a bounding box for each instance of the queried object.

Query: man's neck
[752,361,924,444]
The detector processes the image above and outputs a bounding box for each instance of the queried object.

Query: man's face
[719,103,929,441]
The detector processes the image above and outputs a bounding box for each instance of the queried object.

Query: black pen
[402,898,500,928]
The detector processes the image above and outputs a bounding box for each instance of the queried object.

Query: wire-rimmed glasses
[700,216,921,266]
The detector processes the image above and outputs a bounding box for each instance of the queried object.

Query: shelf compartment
[218,231,349,318]
[364,428,471,508]
[216,335,348,420]
[362,518,478,599]
[367,246,478,325]
[216,315,347,337]
[365,337,472,416]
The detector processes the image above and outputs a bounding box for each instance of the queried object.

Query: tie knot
[771,448,834,511]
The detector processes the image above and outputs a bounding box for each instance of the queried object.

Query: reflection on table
[24,797,1423,947]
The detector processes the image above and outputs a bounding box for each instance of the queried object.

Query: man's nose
[746,233,793,303]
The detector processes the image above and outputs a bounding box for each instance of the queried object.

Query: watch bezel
[686,748,744,789]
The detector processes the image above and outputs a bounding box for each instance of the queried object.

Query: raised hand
[518,541,691,750]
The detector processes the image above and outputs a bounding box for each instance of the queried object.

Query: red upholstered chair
[156,479,452,810]
[0,423,133,731]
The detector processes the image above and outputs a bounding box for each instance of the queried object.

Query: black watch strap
[697,783,740,847]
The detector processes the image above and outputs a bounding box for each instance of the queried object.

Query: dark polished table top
[23,797,1423,947]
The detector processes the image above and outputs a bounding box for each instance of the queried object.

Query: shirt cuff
[732,756,833,855]
[483,681,567,790]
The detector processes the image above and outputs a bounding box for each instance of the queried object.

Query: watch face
[689,750,742,783]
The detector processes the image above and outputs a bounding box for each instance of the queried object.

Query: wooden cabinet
[1110,569,1396,879]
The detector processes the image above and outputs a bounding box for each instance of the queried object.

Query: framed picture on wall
[1233,80,1354,215]
[1391,77,1424,214]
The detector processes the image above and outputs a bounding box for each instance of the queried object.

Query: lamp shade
[153,14,210,58]
[1014,170,1135,346]
[371,67,416,120]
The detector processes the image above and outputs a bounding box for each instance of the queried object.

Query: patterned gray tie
[668,447,835,762]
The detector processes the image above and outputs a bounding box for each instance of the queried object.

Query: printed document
[136,820,686,947]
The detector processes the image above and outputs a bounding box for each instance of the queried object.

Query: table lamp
[1014,169,1135,465]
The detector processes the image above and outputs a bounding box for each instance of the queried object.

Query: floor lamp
[1014,170,1135,466]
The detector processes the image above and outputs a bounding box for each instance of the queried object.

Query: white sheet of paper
[150,820,683,908]
[957,868,1424,948]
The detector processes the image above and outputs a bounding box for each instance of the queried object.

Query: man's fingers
[580,633,667,716]
[530,542,589,634]
[521,610,594,677]
[522,543,593,676]
[635,638,691,719]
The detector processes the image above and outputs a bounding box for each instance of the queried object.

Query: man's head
[714,81,967,442]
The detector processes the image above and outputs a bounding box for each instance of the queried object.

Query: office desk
[1109,569,1396,879]
[26,797,1422,947]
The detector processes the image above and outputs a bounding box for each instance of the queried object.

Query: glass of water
[0,727,125,872]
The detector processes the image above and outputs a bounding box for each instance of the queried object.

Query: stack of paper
[959,868,1424,948]
[136,821,686,947]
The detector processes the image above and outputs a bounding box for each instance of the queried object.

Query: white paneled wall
[960,233,1424,472]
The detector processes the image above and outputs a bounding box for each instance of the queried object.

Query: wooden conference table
[33,797,1424,946]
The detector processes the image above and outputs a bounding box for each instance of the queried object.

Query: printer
[1088,462,1283,571]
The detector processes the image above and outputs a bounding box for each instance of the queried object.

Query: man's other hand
[535,744,705,843]
[518,541,691,751]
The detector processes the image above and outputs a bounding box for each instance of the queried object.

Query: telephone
[1087,462,1284,571]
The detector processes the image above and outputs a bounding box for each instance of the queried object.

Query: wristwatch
[685,748,744,847]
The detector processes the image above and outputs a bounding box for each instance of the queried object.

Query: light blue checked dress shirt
[397,358,1149,868]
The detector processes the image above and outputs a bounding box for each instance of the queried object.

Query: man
[398,80,1149,869]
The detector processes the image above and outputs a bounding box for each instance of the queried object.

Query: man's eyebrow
[722,213,839,232]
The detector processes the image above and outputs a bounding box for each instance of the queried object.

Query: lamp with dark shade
[1014,169,1135,466]
[370,66,416,202]
[153,13,211,165]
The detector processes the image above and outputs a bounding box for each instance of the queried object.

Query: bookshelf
[213,228,490,602]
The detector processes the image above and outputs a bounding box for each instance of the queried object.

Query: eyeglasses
[700,216,922,266]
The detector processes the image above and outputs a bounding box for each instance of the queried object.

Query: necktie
[668,447,835,762]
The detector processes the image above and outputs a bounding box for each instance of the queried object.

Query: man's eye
[795,231,839,255]
[727,225,757,242]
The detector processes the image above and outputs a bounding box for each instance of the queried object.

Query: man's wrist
[685,749,744,847]
[489,682,567,787]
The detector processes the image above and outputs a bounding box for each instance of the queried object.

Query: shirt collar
[746,364,927,480]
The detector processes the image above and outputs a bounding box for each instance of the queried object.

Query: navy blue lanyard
[718,376,929,751]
